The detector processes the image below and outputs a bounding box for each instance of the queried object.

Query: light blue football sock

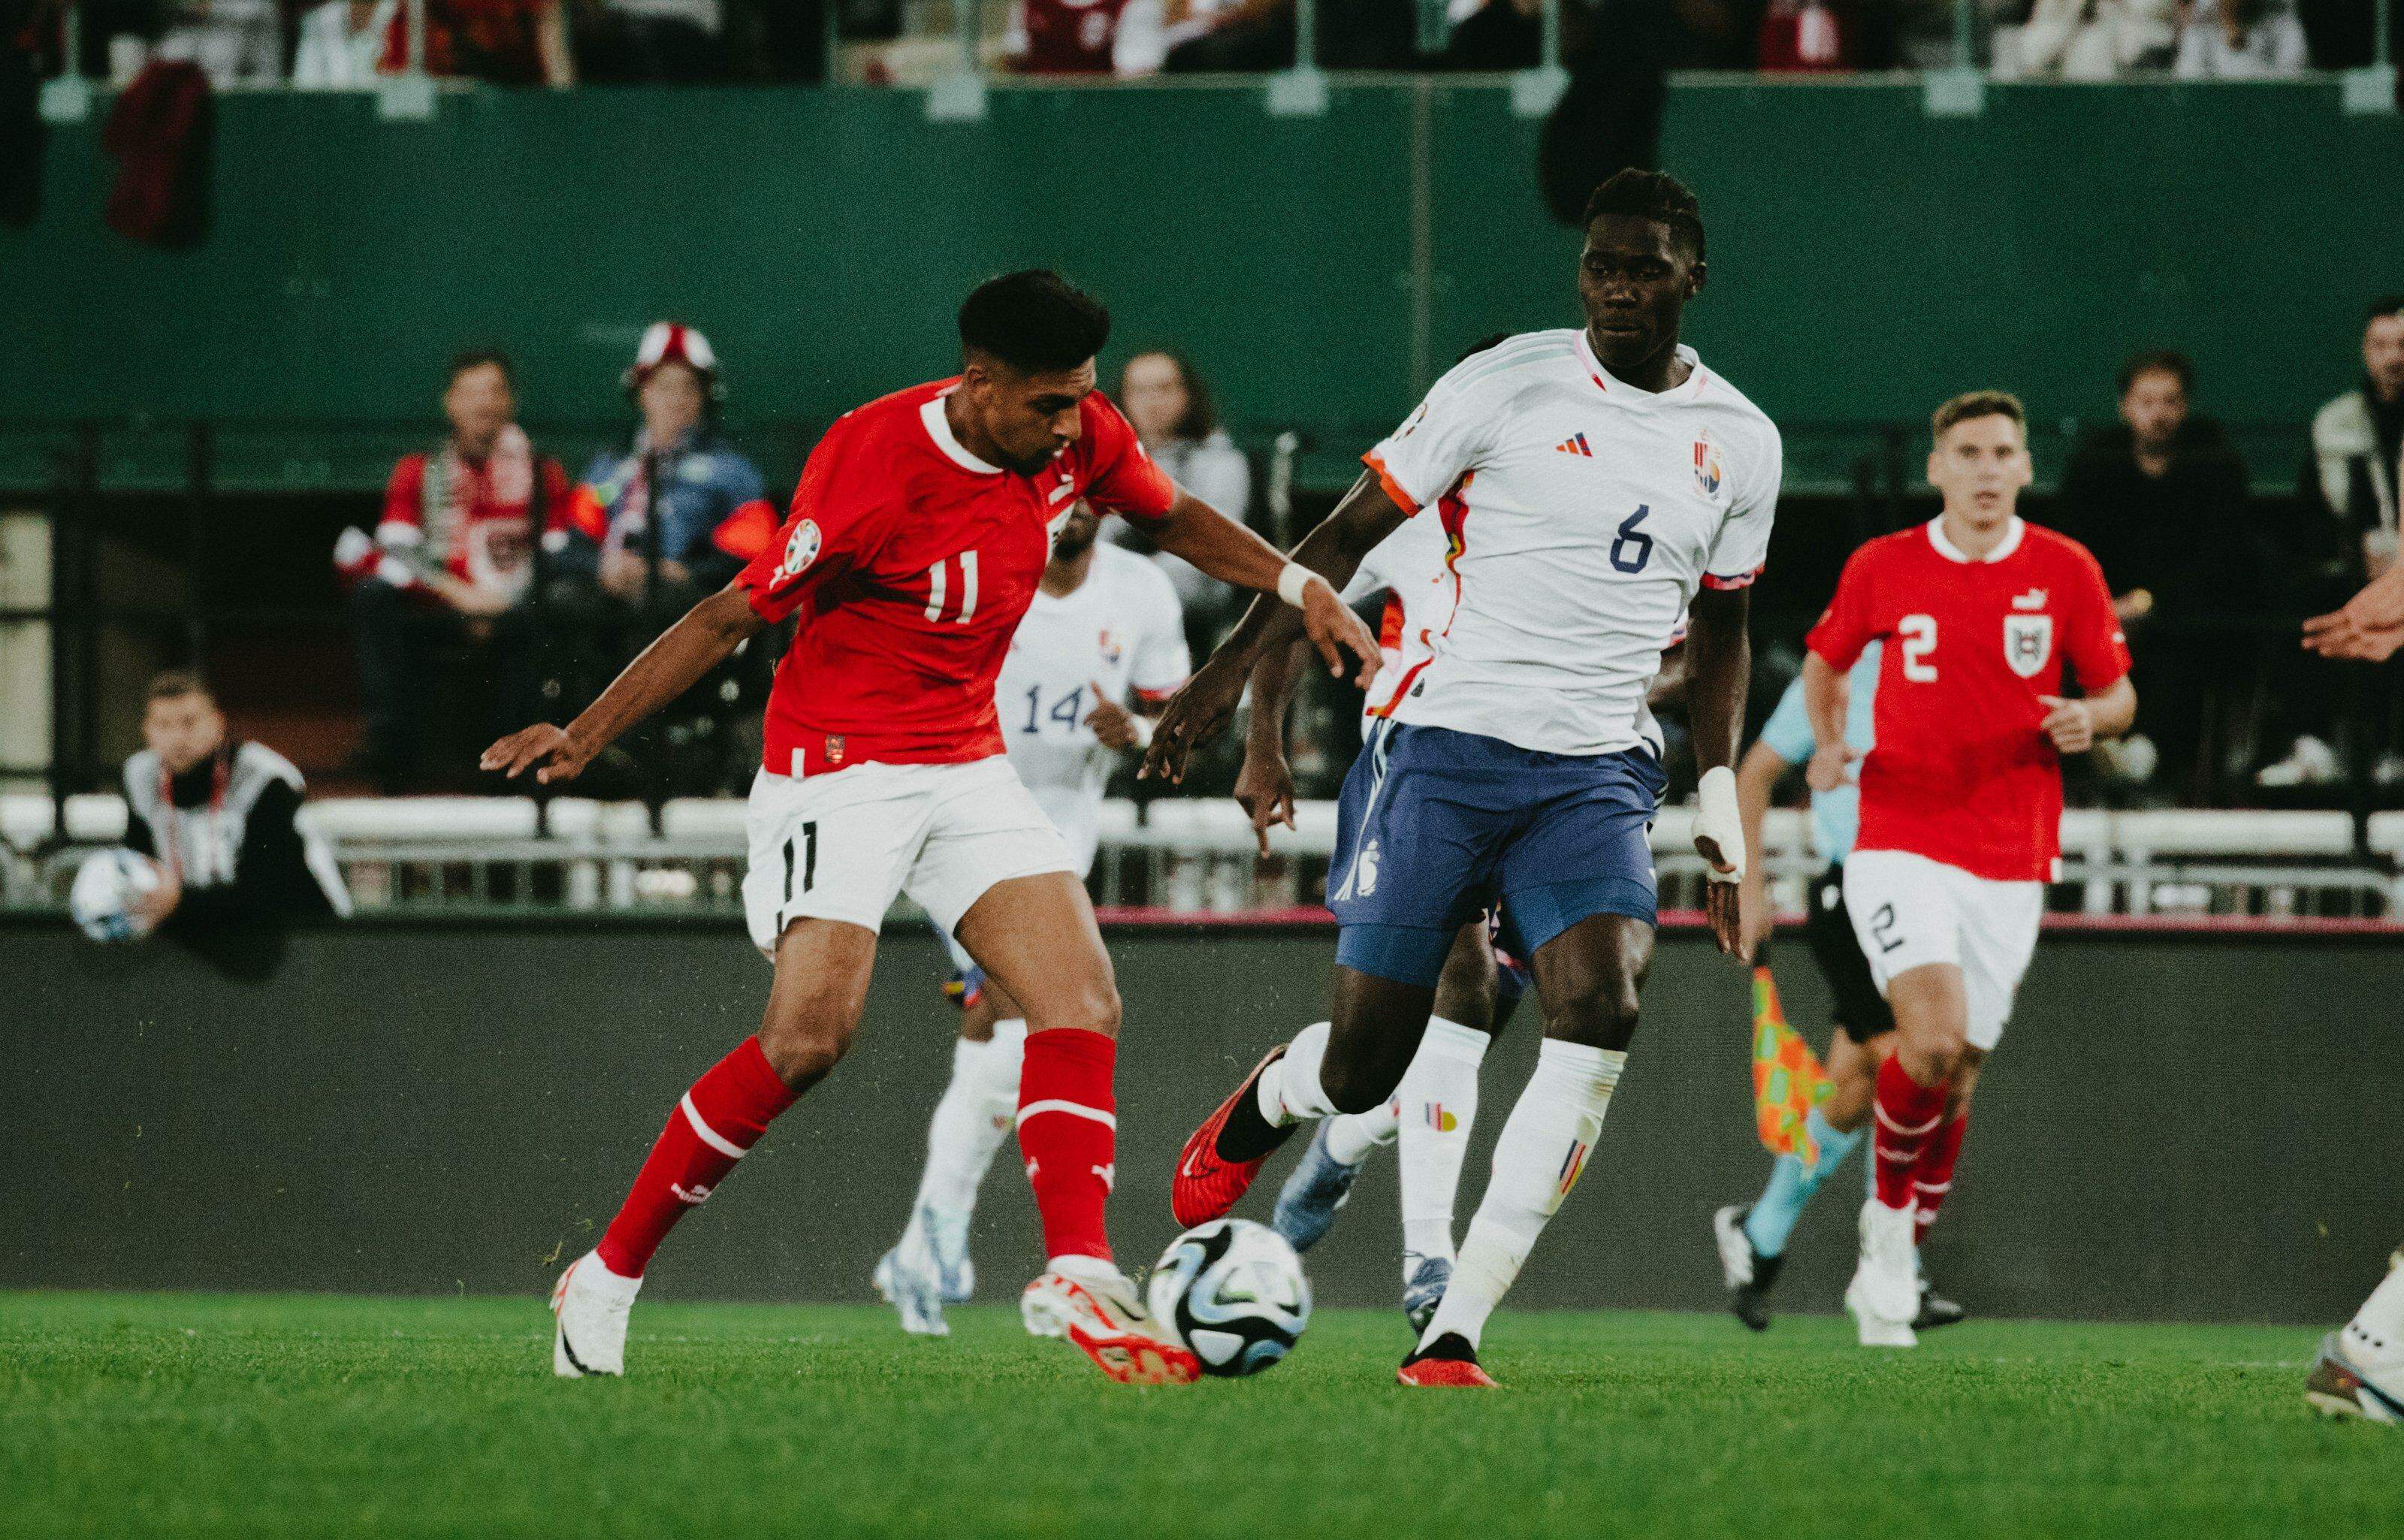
[1742,1107,1865,1259]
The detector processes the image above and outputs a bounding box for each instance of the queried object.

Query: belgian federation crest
[1693,433,1724,497]
[2004,613,2053,678]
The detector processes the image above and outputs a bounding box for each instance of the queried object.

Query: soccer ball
[1147,1218,1312,1377]
[69,849,166,944]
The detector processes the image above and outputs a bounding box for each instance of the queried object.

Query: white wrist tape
[1276,563,1321,608]
[1128,714,1155,750]
[1693,765,1745,883]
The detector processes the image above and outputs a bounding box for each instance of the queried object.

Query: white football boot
[1021,1255,1200,1384]
[871,1215,950,1338]
[2308,1249,2404,1423]
[551,1249,642,1377]
[1845,1197,1920,1348]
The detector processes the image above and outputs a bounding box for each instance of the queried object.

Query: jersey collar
[1926,514,2026,563]
[1573,331,1708,403]
[922,390,1004,475]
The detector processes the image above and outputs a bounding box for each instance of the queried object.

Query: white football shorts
[741,756,1074,958]
[1841,847,2043,1051]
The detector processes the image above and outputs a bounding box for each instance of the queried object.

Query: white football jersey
[1364,328,1781,757]
[1338,512,1454,724]
[997,542,1190,873]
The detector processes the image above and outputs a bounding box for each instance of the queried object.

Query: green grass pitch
[2,1291,2394,1539]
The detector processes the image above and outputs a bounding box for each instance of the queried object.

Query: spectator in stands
[293,0,400,86]
[116,671,346,960]
[2268,295,2404,787]
[2010,0,2177,77]
[141,0,282,86]
[336,350,571,790]
[551,322,775,657]
[1008,0,1132,73]
[1757,0,1848,71]
[2052,350,2250,799]
[1113,0,1237,71]
[1107,347,1252,611]
[2173,0,2306,75]
[416,0,572,85]
[572,0,729,82]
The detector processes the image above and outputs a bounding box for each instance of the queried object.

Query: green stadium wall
[5,915,2398,1323]
[7,80,2401,489]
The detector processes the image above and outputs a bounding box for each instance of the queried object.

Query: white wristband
[1276,563,1321,608]
[1693,764,1745,883]
[1128,714,1155,750]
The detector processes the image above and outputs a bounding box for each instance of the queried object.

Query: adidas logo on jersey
[1554,433,1594,457]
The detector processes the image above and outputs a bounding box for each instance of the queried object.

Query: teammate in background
[1802,391,2134,1348]
[1710,643,1962,1333]
[874,501,1190,1336]
[1245,495,1691,1330]
[1143,171,1775,1387]
[483,270,1380,1385]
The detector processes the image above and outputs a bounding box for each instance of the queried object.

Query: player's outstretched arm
[1685,586,1753,959]
[1145,487,1384,687]
[2304,562,2404,660]
[1232,639,1313,856]
[481,584,765,784]
[1141,473,1406,784]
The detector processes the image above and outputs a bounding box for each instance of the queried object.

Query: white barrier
[2,793,2396,918]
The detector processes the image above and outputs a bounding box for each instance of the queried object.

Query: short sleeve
[1805,542,1881,672]
[735,418,885,624]
[379,457,426,540]
[1363,363,1500,515]
[1756,675,1816,765]
[1079,394,1179,523]
[1128,565,1192,702]
[2061,542,2132,692]
[1702,426,1780,590]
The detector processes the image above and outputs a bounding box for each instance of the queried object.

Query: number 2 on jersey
[1898,614,1938,681]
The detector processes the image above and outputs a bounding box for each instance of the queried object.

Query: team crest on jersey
[2004,613,2053,678]
[1693,433,1724,497]
[1097,627,1125,665]
[776,518,822,581]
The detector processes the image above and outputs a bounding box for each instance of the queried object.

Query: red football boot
[1170,1044,1293,1227]
[1397,1333,1498,1389]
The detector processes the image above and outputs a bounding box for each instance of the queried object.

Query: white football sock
[1418,1037,1624,1353]
[907,1021,1026,1227]
[1256,1019,1339,1126]
[1324,1096,1400,1167]
[2345,1255,2404,1366]
[1397,1016,1490,1270]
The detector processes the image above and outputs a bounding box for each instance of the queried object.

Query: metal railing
[6,793,2403,922]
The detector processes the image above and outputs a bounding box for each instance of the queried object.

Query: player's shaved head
[959,270,1113,376]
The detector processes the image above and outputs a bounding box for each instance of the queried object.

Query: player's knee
[757,992,865,1089]
[1545,972,1641,1052]
[1318,1049,1403,1116]
[1023,972,1120,1037]
[1900,1032,1969,1088]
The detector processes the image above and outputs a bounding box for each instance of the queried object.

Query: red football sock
[596,1037,797,1278]
[1911,1110,1968,1247]
[1871,1054,1949,1212]
[1016,1028,1116,1265]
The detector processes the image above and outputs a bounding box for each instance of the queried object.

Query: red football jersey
[736,379,1179,775]
[1805,517,2130,882]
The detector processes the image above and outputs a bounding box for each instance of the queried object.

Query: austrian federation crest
[2004,613,2053,678]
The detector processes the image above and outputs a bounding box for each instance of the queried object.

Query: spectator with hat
[547,322,778,759]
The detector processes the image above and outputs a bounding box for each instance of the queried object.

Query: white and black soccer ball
[1147,1218,1312,1377]
[69,849,166,944]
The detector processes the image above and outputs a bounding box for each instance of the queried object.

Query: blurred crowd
[10,0,2393,88]
[332,326,1258,795]
[328,295,2404,808]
